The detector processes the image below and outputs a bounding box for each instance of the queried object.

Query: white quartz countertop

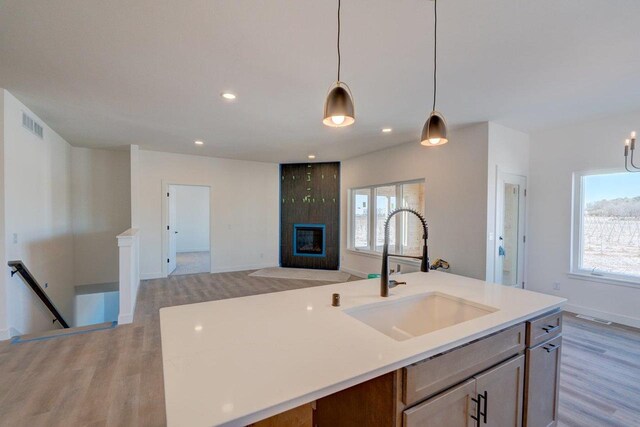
[160,271,566,427]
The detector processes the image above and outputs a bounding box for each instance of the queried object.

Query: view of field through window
[581,172,640,278]
[353,181,424,254]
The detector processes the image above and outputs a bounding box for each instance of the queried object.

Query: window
[353,189,370,249]
[375,186,397,249]
[572,171,640,283]
[349,180,425,255]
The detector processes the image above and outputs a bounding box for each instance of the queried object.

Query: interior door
[495,173,527,288]
[167,185,177,274]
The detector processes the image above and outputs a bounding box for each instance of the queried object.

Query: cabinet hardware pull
[543,343,559,353]
[480,390,488,423]
[471,391,488,425]
[542,324,559,333]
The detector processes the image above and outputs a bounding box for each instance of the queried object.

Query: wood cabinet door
[403,379,477,427]
[475,354,525,427]
[314,371,399,427]
[524,336,562,427]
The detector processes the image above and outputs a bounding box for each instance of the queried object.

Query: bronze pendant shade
[421,0,448,146]
[420,111,448,146]
[323,0,355,127]
[323,82,355,127]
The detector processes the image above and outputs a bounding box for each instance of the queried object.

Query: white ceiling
[1,0,639,163]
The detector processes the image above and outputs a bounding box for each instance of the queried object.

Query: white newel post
[117,228,140,325]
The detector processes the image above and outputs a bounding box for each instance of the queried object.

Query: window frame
[571,169,640,286]
[348,179,425,256]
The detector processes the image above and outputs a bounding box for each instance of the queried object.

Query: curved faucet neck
[380,208,430,297]
[383,208,428,246]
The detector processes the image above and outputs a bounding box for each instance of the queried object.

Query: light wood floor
[558,315,640,427]
[170,251,210,276]
[0,271,638,427]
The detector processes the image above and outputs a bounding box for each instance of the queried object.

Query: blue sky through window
[584,172,640,203]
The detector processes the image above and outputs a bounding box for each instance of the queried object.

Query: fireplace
[293,224,326,257]
[281,162,339,269]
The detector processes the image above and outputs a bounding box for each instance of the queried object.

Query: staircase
[8,260,69,328]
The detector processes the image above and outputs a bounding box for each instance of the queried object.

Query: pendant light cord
[337,0,342,82]
[433,0,437,112]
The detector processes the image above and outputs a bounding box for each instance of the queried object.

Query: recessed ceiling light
[221,92,236,100]
[382,128,393,133]
[308,154,316,159]
[194,140,204,145]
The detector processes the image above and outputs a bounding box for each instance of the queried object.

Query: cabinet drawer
[403,324,526,406]
[526,311,562,347]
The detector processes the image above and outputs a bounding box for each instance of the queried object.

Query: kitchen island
[160,271,565,427]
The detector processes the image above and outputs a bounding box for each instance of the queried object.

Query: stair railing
[8,260,70,328]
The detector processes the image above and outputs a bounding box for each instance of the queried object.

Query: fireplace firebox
[293,224,326,257]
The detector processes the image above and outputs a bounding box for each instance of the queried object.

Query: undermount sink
[345,292,497,341]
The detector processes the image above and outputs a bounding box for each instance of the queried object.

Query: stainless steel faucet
[381,208,429,297]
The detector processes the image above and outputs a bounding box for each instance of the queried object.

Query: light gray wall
[0,90,132,337]
[528,109,640,327]
[137,150,279,278]
[2,90,75,333]
[71,147,131,286]
[485,123,530,282]
[0,90,7,340]
[341,123,490,280]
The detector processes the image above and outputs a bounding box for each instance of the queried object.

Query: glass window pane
[581,172,640,278]
[353,189,369,249]
[400,182,425,256]
[375,186,397,250]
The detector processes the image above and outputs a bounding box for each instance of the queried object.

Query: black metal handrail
[8,260,70,328]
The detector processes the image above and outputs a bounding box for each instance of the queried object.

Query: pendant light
[323,0,355,127]
[421,0,448,146]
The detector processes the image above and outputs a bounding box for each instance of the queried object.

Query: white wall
[528,109,640,328]
[130,145,140,228]
[137,150,279,278]
[2,90,75,333]
[75,291,119,326]
[341,123,489,280]
[0,91,7,340]
[71,147,131,286]
[174,185,210,253]
[485,123,530,282]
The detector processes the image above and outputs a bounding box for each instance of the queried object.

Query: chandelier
[624,131,639,172]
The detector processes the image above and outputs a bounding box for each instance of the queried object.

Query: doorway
[495,173,526,288]
[166,184,211,276]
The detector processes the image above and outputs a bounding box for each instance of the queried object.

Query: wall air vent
[22,111,44,139]
[576,314,612,325]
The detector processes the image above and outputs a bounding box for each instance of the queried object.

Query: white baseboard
[118,313,134,325]
[177,248,210,254]
[564,303,640,329]
[211,263,278,274]
[141,272,164,280]
[340,267,368,278]
[0,327,22,341]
